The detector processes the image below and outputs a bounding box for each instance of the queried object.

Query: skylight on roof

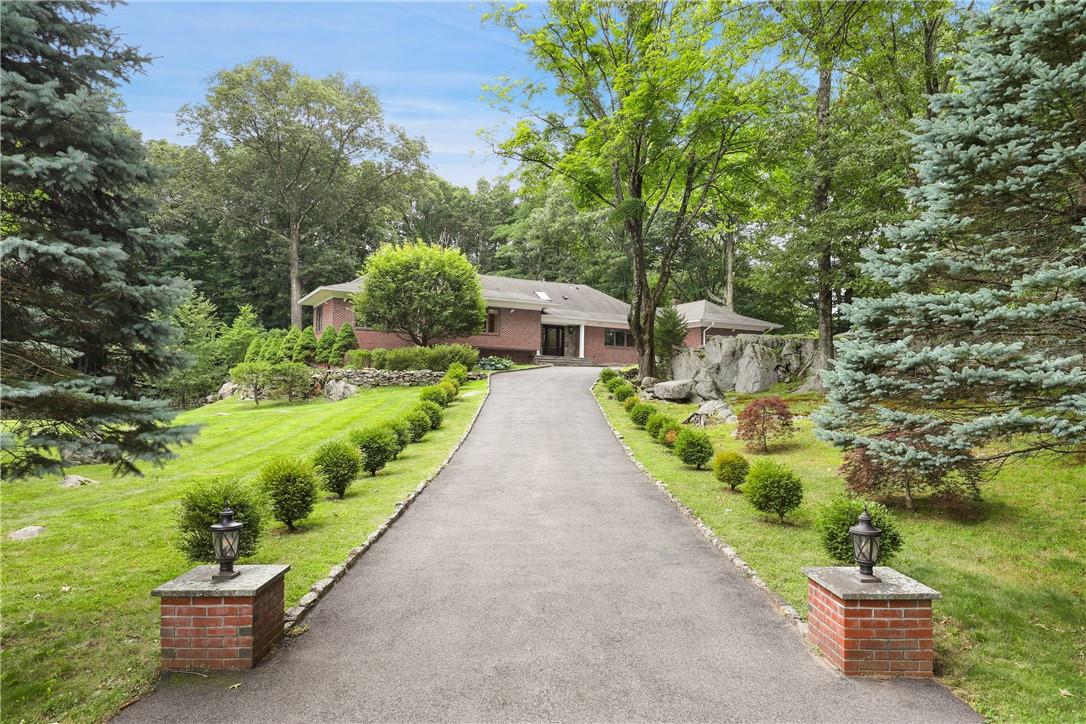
[534,290,551,301]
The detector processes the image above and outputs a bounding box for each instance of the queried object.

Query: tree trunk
[289,222,303,328]
[813,62,835,363]
[723,213,738,310]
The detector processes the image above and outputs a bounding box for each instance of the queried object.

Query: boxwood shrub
[657,418,682,447]
[405,409,432,441]
[176,478,264,562]
[745,459,804,523]
[599,368,618,383]
[815,497,903,564]
[420,385,449,408]
[349,426,399,476]
[630,402,654,428]
[613,382,636,402]
[259,457,318,531]
[645,412,668,438]
[623,394,639,412]
[674,428,714,469]
[312,439,362,498]
[416,400,443,430]
[712,451,749,491]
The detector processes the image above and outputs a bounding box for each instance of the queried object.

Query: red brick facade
[805,579,935,678]
[314,297,639,365]
[158,576,284,671]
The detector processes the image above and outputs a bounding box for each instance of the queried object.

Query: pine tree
[815,0,1086,492]
[314,327,335,364]
[328,323,357,365]
[216,304,263,366]
[244,334,266,362]
[259,329,285,362]
[278,326,302,363]
[654,305,689,379]
[1,1,194,478]
[158,292,224,407]
[291,326,318,364]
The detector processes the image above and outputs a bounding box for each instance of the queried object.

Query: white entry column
[578,324,586,358]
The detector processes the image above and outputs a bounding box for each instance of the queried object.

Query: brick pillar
[153,564,289,671]
[803,566,939,678]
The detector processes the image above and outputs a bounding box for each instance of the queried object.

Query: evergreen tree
[291,326,318,364]
[1,1,194,478]
[328,323,357,365]
[278,326,302,363]
[158,292,223,407]
[259,329,285,362]
[654,305,689,379]
[815,0,1086,489]
[216,304,263,366]
[244,333,266,362]
[314,327,336,364]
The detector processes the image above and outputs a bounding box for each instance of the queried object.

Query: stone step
[532,355,596,367]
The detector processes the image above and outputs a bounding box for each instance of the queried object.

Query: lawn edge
[589,381,808,637]
[279,377,493,632]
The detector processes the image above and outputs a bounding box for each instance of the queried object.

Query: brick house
[301,275,777,365]
[673,299,781,346]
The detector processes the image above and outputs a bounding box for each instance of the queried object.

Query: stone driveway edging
[590,382,808,638]
[281,374,502,633]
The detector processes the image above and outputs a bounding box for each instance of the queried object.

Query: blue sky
[103,1,536,186]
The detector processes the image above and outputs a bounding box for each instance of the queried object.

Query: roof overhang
[299,287,348,307]
[692,319,781,332]
[542,310,630,327]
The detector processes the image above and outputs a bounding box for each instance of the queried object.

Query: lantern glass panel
[222,529,240,559]
[213,530,226,560]
[868,536,880,565]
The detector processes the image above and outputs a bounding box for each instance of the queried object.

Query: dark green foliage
[605,376,626,393]
[599,368,618,383]
[630,402,654,427]
[623,395,639,413]
[216,305,263,367]
[420,386,449,408]
[344,349,373,369]
[278,326,302,363]
[387,419,413,452]
[314,327,336,364]
[269,362,312,401]
[176,478,264,562]
[312,440,361,498]
[645,412,668,438]
[291,326,318,364]
[446,362,469,385]
[657,418,682,447]
[654,305,689,378]
[349,426,398,476]
[815,498,904,565]
[612,382,636,402]
[381,420,409,458]
[405,410,432,441]
[328,323,357,365]
[745,460,804,523]
[376,344,478,371]
[712,451,750,491]
[370,348,388,369]
[476,356,514,370]
[674,428,714,469]
[259,457,318,531]
[0,1,195,477]
[416,401,443,430]
[353,242,487,346]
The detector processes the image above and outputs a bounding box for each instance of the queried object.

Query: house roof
[300,274,633,327]
[673,299,780,332]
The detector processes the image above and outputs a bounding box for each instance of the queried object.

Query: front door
[541,325,565,356]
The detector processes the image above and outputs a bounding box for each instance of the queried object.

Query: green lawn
[595,384,1085,723]
[1,379,487,723]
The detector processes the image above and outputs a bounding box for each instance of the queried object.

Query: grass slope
[1,380,487,723]
[595,384,1085,723]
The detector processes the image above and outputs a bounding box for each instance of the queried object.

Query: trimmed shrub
[349,426,399,476]
[327,322,357,365]
[230,361,272,404]
[278,326,302,363]
[439,379,458,402]
[446,362,469,385]
[613,382,636,402]
[244,334,265,362]
[630,402,654,428]
[674,428,714,469]
[645,412,668,438]
[375,344,478,371]
[658,418,682,447]
[744,460,804,523]
[712,451,749,491]
[416,400,443,430]
[344,349,373,369]
[477,355,514,370]
[314,327,336,364]
[312,440,361,498]
[259,457,318,531]
[269,361,312,401]
[383,419,412,458]
[370,348,387,369]
[420,385,449,408]
[176,478,264,562]
[405,409,432,441]
[599,368,618,383]
[736,396,795,452]
[815,497,904,564]
[441,375,460,394]
[605,376,626,393]
[623,394,639,412]
[291,325,318,364]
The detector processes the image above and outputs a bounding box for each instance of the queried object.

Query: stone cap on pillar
[152,564,290,598]
[803,566,941,601]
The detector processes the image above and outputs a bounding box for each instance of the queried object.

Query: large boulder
[653,379,694,401]
[215,381,238,400]
[640,376,658,390]
[682,400,734,426]
[324,378,358,402]
[669,334,817,399]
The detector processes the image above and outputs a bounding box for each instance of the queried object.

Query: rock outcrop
[670,334,817,399]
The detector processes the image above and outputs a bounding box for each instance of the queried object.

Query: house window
[314,305,323,332]
[485,308,499,334]
[604,328,635,347]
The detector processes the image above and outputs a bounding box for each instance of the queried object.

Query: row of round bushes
[344,344,478,372]
[176,364,470,562]
[598,368,903,562]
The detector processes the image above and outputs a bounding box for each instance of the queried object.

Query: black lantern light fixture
[849,506,882,583]
[210,507,244,582]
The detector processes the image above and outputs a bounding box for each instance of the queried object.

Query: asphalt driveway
[119,366,977,723]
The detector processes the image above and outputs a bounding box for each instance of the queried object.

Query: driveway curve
[120,366,977,723]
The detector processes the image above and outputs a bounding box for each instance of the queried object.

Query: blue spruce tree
[1,2,195,478]
[814,0,1086,506]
